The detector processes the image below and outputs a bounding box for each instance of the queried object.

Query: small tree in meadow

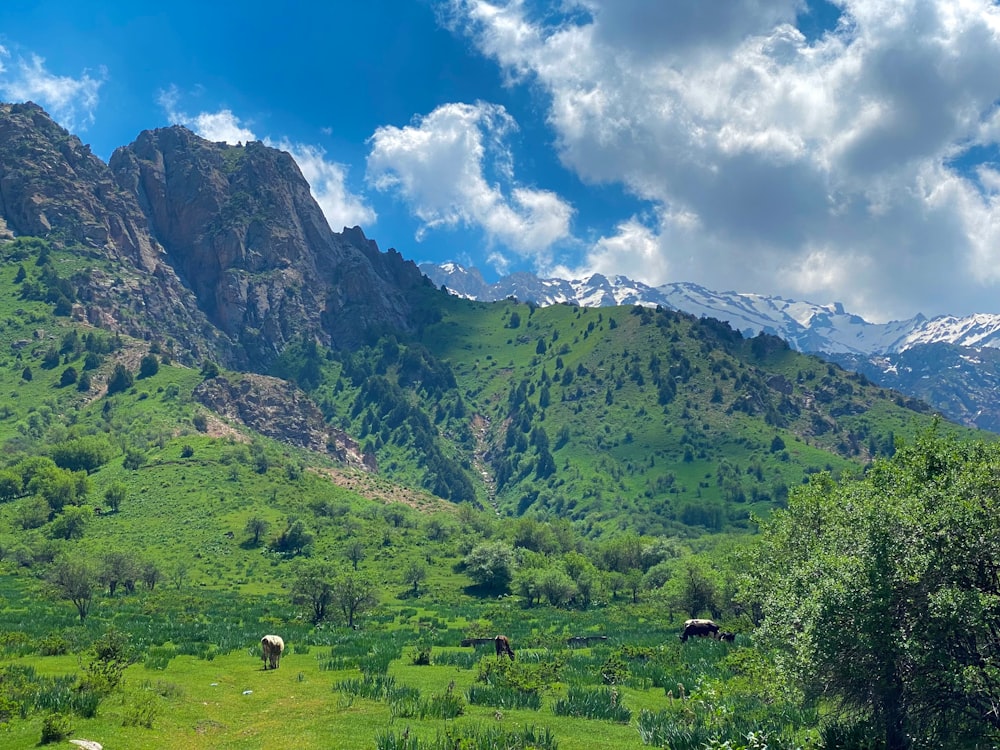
[332,571,378,628]
[402,560,427,596]
[50,555,95,622]
[292,562,336,624]
[104,483,126,513]
[464,540,517,594]
[244,516,269,546]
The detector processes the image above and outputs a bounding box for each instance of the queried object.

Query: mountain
[421,262,1000,432]
[421,262,1000,355]
[0,101,435,371]
[0,101,975,535]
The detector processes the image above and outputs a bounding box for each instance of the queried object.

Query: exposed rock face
[110,126,434,364]
[193,374,376,471]
[0,102,228,364]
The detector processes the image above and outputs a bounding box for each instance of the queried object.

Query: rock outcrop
[110,126,435,364]
[193,374,376,471]
[0,102,229,364]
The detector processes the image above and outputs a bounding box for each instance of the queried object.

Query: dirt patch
[308,466,453,513]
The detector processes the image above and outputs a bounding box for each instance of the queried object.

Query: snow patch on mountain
[419,263,1000,356]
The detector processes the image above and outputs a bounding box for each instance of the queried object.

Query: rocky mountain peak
[0,101,227,364]
[110,125,434,365]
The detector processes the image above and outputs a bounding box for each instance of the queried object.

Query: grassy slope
[0,236,987,747]
[413,295,967,535]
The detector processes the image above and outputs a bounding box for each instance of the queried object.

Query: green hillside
[0,234,994,748]
[306,292,960,537]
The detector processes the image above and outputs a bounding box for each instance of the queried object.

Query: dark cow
[718,631,736,642]
[494,634,515,660]
[680,618,720,642]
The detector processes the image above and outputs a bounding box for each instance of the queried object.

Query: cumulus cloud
[271,140,376,230]
[446,0,1000,320]
[0,48,104,130]
[366,101,573,264]
[159,91,375,230]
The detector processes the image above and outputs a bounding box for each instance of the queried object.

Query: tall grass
[552,686,631,723]
[375,723,558,750]
[466,682,542,710]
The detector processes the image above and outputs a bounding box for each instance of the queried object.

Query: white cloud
[0,49,104,130]
[366,101,573,261]
[446,0,1000,319]
[556,217,666,282]
[272,140,376,230]
[159,92,375,230]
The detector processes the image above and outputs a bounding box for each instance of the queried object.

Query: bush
[121,688,161,728]
[552,686,631,723]
[39,712,72,744]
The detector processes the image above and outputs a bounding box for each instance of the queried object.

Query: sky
[4,1,1000,322]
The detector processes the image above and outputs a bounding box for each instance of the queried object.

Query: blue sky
[4,1,1000,321]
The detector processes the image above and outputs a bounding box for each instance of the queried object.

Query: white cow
[261,634,285,670]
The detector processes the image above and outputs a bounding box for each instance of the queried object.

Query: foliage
[49,555,95,621]
[552,685,631,723]
[463,540,516,593]
[39,712,72,744]
[291,561,335,624]
[743,428,1000,748]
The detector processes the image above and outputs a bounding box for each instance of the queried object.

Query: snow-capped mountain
[420,263,1000,356]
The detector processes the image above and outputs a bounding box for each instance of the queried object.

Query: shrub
[39,712,72,744]
[121,688,161,728]
[552,686,631,723]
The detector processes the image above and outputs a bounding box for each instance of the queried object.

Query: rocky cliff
[110,126,434,365]
[0,102,228,364]
[0,102,439,370]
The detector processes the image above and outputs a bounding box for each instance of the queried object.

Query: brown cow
[494,634,515,660]
[680,619,720,642]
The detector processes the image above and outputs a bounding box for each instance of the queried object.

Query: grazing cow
[261,634,285,670]
[680,619,720,642]
[494,634,515,660]
[718,631,736,642]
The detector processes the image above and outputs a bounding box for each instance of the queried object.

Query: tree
[48,505,90,540]
[291,562,336,624]
[137,354,159,379]
[743,430,1000,749]
[464,541,516,594]
[244,516,269,546]
[0,470,22,502]
[271,518,314,556]
[28,464,88,514]
[140,560,161,591]
[346,539,366,571]
[59,366,78,387]
[332,571,379,628]
[667,561,719,617]
[104,483,126,513]
[538,566,577,607]
[99,550,139,596]
[402,560,427,596]
[50,556,95,622]
[105,363,133,395]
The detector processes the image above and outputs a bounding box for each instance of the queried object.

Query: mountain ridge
[421,262,1000,356]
